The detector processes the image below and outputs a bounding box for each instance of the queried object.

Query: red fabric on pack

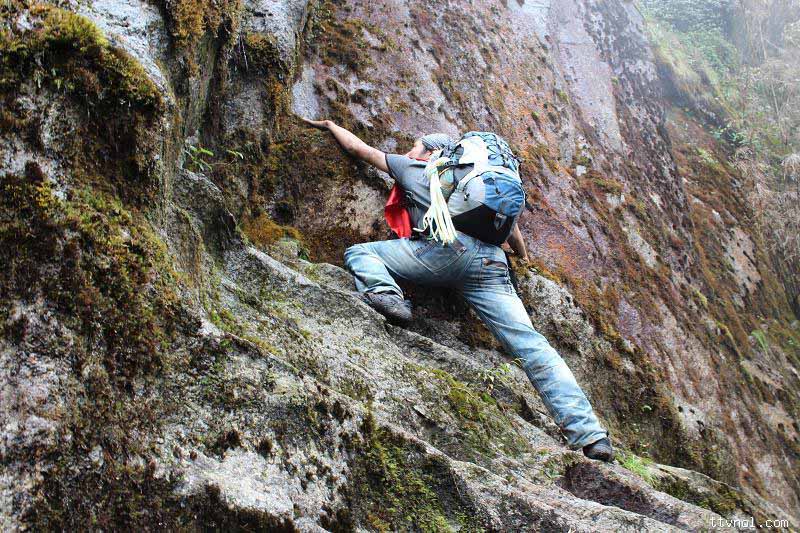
[384,157,429,238]
[384,184,412,237]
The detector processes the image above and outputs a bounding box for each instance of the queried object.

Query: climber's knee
[517,343,563,377]
[344,243,367,272]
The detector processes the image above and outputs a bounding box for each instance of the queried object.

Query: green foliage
[184,144,215,172]
[644,0,800,314]
[641,0,732,35]
[751,329,770,353]
[478,362,514,394]
[696,147,726,173]
[184,140,254,177]
[642,0,738,75]
[620,452,655,485]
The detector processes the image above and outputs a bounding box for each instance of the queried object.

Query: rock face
[0,0,797,530]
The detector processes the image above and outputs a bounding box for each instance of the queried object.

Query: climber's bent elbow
[354,145,389,173]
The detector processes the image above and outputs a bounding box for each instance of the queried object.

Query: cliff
[1,0,798,530]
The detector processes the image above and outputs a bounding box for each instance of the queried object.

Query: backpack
[415,132,526,246]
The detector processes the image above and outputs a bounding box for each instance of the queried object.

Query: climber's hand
[301,118,389,173]
[301,117,331,130]
[514,255,531,268]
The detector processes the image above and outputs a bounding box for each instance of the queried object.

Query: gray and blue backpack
[415,131,526,246]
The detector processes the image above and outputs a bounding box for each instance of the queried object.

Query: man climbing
[301,117,614,462]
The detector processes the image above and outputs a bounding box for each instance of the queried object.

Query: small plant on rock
[183,144,214,172]
[479,362,514,394]
[620,452,655,485]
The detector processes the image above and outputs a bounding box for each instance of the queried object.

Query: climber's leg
[458,247,607,449]
[344,237,469,297]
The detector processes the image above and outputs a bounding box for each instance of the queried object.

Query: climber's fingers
[300,117,330,130]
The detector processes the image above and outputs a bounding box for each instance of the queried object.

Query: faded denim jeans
[344,231,607,449]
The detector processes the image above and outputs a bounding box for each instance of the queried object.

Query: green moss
[654,474,741,518]
[582,172,624,195]
[540,452,583,482]
[620,452,655,485]
[244,116,383,263]
[1,163,180,381]
[29,457,188,530]
[573,153,592,167]
[715,321,738,352]
[351,413,483,532]
[339,375,374,402]
[462,317,502,351]
[0,162,193,527]
[1,6,160,109]
[413,365,528,459]
[1,5,166,203]
[165,0,205,49]
[625,197,649,219]
[520,143,559,174]
[695,147,726,173]
[515,256,561,284]
[242,213,305,249]
[691,287,709,309]
[162,0,239,52]
[208,307,243,335]
[240,31,283,72]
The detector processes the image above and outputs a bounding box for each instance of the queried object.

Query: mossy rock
[411,365,530,460]
[348,413,484,532]
[242,213,306,250]
[1,5,168,203]
[306,0,375,73]
[0,162,183,381]
[1,5,161,109]
[0,161,196,528]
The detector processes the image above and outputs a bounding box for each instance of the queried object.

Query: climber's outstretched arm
[302,118,389,173]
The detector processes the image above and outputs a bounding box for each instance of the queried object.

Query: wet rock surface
[0,0,798,530]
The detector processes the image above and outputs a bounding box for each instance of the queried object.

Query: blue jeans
[344,232,607,449]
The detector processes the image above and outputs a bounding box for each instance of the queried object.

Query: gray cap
[419,133,454,152]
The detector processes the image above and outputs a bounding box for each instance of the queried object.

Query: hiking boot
[583,437,614,462]
[361,292,413,323]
